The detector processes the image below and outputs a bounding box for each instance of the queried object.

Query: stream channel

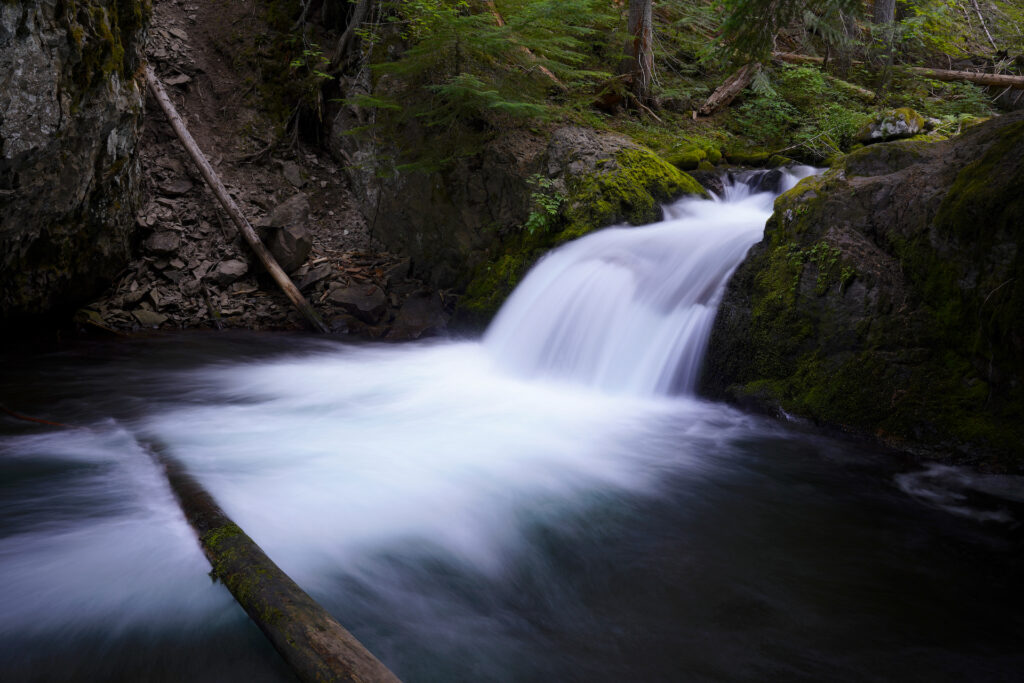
[1,169,1022,682]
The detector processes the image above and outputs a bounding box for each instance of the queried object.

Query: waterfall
[484,165,819,395]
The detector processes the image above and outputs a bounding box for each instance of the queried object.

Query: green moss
[460,147,706,322]
[60,0,150,99]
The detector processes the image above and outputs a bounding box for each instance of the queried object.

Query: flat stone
[144,231,180,255]
[328,284,387,323]
[207,259,249,287]
[133,309,168,327]
[297,263,334,291]
[159,178,194,196]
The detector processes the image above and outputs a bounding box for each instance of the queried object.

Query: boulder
[328,284,387,323]
[701,111,1024,469]
[258,193,312,274]
[855,107,926,144]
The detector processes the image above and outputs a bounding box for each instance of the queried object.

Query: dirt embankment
[84,0,449,340]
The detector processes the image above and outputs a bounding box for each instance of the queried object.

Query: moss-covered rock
[459,144,706,323]
[855,107,926,144]
[1,0,149,326]
[702,111,1024,471]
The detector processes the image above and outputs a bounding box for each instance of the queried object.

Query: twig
[0,404,76,429]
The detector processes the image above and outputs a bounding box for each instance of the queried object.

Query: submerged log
[143,66,329,333]
[148,443,400,683]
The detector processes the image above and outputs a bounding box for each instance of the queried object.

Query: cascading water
[485,166,818,394]
[2,166,1022,683]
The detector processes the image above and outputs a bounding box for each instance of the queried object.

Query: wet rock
[133,309,168,327]
[328,284,387,322]
[144,231,181,255]
[387,292,449,340]
[207,259,249,286]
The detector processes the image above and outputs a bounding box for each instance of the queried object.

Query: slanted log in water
[143,65,328,333]
[148,443,400,683]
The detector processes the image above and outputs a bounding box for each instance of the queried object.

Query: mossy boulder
[855,107,926,144]
[459,139,706,324]
[701,111,1024,471]
[1,0,149,326]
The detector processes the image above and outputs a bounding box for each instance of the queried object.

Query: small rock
[328,284,387,323]
[159,178,194,196]
[133,309,168,327]
[207,259,249,287]
[144,231,180,255]
[282,161,305,188]
[297,263,334,291]
[164,73,192,86]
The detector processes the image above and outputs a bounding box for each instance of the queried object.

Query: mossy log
[143,65,328,333]
[774,52,1024,89]
[149,443,400,683]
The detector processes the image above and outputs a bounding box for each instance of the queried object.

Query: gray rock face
[0,0,148,323]
[702,112,1024,468]
[332,112,664,292]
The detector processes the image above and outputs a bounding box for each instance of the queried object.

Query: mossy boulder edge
[701,111,1024,471]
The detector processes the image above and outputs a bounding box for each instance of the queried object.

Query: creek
[1,170,1021,682]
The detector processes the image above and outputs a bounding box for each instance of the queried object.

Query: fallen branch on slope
[144,66,328,333]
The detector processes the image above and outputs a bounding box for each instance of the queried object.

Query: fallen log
[699,62,760,116]
[143,65,329,333]
[148,441,401,683]
[773,52,1024,89]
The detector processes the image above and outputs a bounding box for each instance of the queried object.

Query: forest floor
[84,0,449,339]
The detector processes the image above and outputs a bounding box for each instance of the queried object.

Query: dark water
[1,333,1022,682]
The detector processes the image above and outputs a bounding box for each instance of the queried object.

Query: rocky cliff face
[701,112,1024,470]
[1,0,148,324]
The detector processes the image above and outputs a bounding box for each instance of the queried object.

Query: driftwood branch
[148,441,401,683]
[699,62,760,116]
[144,66,328,333]
[774,52,1024,89]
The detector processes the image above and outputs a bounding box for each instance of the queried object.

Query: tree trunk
[628,0,654,102]
[332,0,373,68]
[873,0,896,25]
